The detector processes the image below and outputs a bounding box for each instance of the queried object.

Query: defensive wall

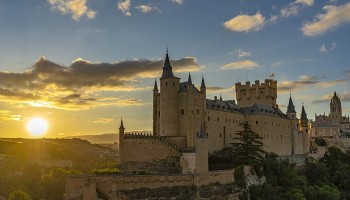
[65,170,235,200]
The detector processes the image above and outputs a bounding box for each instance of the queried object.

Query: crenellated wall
[235,79,277,107]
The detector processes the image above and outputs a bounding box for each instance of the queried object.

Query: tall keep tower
[330,92,342,126]
[159,51,180,136]
[235,79,277,107]
[299,105,309,154]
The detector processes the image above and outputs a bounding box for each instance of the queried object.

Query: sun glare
[26,118,49,137]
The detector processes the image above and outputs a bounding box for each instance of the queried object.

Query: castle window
[244,93,246,96]
[166,82,167,86]
[220,133,222,138]
[208,117,210,121]
[256,121,259,125]
[173,82,175,86]
[281,135,282,139]
[181,109,185,115]
[226,118,227,123]
[217,117,219,122]
[196,109,200,115]
[158,111,160,117]
[230,133,231,138]
[261,91,263,94]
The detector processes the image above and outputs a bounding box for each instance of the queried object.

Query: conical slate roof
[153,79,158,91]
[300,105,308,120]
[287,96,296,113]
[161,52,176,78]
[201,76,206,88]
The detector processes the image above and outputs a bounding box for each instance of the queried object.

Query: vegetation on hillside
[0,138,118,199]
[207,123,350,200]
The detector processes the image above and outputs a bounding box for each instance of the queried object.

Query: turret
[299,105,310,154]
[153,80,158,135]
[200,75,206,94]
[159,50,180,136]
[299,105,308,130]
[119,118,125,163]
[287,94,296,119]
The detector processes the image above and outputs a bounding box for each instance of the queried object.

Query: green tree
[230,122,266,166]
[8,190,31,200]
[285,188,306,200]
[305,185,341,200]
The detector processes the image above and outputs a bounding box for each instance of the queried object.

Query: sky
[1,0,350,138]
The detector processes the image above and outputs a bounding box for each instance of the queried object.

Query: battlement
[123,133,182,151]
[235,79,277,107]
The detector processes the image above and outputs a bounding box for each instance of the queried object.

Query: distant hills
[64,133,118,144]
[0,138,118,171]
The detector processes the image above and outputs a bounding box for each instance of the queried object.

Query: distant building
[118,51,310,174]
[311,92,350,138]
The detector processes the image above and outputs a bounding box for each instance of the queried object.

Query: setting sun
[26,118,49,137]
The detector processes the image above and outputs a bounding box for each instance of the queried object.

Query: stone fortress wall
[64,170,238,200]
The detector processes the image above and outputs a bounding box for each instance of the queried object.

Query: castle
[64,52,350,199]
[118,51,310,174]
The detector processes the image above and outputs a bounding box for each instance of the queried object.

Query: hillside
[64,133,118,144]
[0,138,118,171]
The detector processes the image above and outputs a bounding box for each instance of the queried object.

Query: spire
[119,118,125,129]
[220,93,223,101]
[188,72,192,85]
[287,94,296,113]
[161,50,175,78]
[201,75,206,88]
[153,79,158,91]
[301,105,308,120]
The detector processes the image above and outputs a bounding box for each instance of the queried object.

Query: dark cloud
[278,75,319,93]
[312,91,350,104]
[279,75,347,93]
[0,56,202,110]
[206,86,227,92]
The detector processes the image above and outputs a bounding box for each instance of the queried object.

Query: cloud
[313,91,350,103]
[0,110,21,122]
[172,0,184,5]
[47,0,96,21]
[281,0,313,18]
[92,118,114,124]
[118,0,131,16]
[206,86,226,92]
[279,75,347,93]
[272,61,284,67]
[223,12,265,32]
[319,44,328,53]
[331,42,337,50]
[319,42,337,53]
[296,0,314,6]
[0,56,202,110]
[221,60,258,70]
[302,2,350,36]
[135,4,159,13]
[232,49,251,58]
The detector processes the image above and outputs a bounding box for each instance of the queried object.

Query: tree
[8,190,31,200]
[230,122,266,166]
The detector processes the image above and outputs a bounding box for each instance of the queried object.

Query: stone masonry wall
[122,137,180,163]
[65,169,241,200]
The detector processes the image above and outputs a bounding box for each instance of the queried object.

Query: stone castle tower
[235,79,277,107]
[153,51,206,147]
[330,92,342,126]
